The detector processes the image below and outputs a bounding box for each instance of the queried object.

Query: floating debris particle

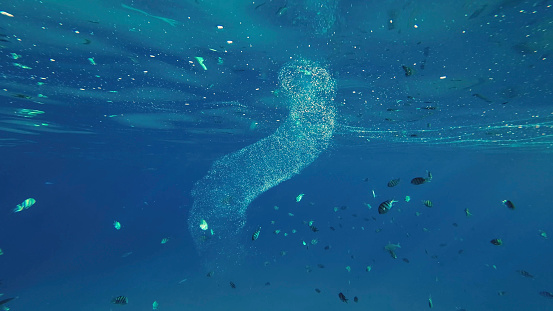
[252,227,261,241]
[113,221,122,230]
[111,296,128,305]
[378,200,397,214]
[498,291,507,296]
[405,196,411,202]
[539,230,548,239]
[338,292,348,303]
[502,200,515,210]
[345,266,351,272]
[366,265,372,272]
[422,200,433,207]
[13,198,36,213]
[296,193,304,202]
[206,271,214,277]
[161,237,170,244]
[387,178,400,187]
[491,238,503,246]
[353,296,359,303]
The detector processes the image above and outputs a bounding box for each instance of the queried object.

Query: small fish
[539,291,553,298]
[378,200,398,214]
[464,208,472,217]
[402,258,410,263]
[387,178,400,187]
[402,65,414,76]
[315,288,321,293]
[502,200,515,210]
[296,193,304,202]
[13,198,36,213]
[491,238,503,246]
[338,292,348,303]
[206,271,214,277]
[0,297,14,306]
[252,226,261,241]
[428,295,433,308]
[229,281,236,288]
[111,296,128,305]
[516,270,534,278]
[353,296,359,303]
[411,177,427,185]
[422,200,433,208]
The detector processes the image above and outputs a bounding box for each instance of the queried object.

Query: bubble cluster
[188,59,336,267]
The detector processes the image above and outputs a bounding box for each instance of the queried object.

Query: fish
[338,292,348,303]
[428,295,433,308]
[411,177,427,185]
[387,178,400,187]
[315,288,321,293]
[13,198,36,213]
[539,291,553,298]
[229,281,236,288]
[402,65,414,76]
[490,238,503,246]
[378,200,398,214]
[111,296,128,305]
[206,271,214,277]
[252,226,261,241]
[516,270,534,278]
[0,297,14,306]
[353,296,359,303]
[422,200,433,207]
[502,200,515,210]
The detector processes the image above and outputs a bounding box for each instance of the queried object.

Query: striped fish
[422,200,433,207]
[111,296,128,305]
[252,226,261,241]
[378,200,398,214]
[387,178,400,187]
[410,177,427,185]
[13,198,36,213]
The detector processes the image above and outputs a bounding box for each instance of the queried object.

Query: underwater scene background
[1,0,553,310]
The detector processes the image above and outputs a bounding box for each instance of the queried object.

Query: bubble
[187,59,336,267]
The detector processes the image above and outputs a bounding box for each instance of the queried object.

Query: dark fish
[491,238,503,246]
[315,288,321,293]
[422,200,433,207]
[387,178,400,187]
[310,225,319,232]
[469,4,488,19]
[329,226,335,231]
[411,177,427,185]
[252,226,261,241]
[264,282,271,286]
[317,264,325,268]
[402,258,410,263]
[517,270,534,278]
[402,65,414,76]
[502,200,515,210]
[206,271,214,277]
[229,281,236,288]
[0,297,14,306]
[338,292,348,303]
[353,296,359,303]
[473,93,492,103]
[539,291,553,298]
[111,296,128,305]
[378,200,397,214]
[324,245,330,250]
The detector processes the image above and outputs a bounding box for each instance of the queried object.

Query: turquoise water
[1,1,552,310]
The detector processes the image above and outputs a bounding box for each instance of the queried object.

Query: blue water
[1,1,553,310]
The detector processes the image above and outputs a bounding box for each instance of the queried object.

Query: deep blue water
[1,1,553,310]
